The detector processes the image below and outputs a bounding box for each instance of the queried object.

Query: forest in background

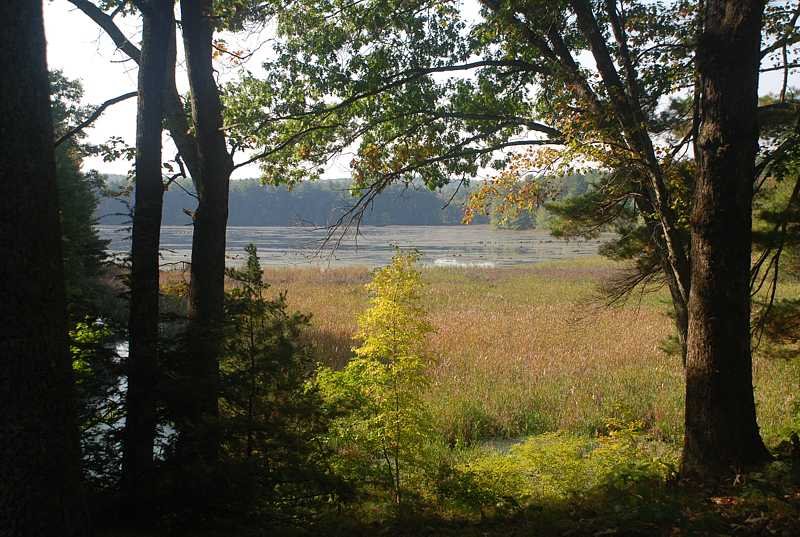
[97,175,469,226]
[95,174,593,228]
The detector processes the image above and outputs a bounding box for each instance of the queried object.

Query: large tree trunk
[683,0,771,477]
[0,1,89,534]
[120,0,173,521]
[179,0,233,466]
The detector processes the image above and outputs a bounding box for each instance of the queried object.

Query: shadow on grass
[94,458,800,537]
[315,458,800,537]
[307,328,354,369]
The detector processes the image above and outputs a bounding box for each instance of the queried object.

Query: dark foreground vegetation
[3,0,800,536]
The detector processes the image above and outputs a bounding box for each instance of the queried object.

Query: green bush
[438,421,678,518]
[219,244,342,521]
[70,320,124,491]
[159,244,344,529]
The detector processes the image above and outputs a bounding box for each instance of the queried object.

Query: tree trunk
[0,1,89,534]
[570,0,692,316]
[661,252,690,363]
[121,0,173,521]
[179,0,233,466]
[683,0,771,478]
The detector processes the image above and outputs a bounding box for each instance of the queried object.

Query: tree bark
[683,0,771,477]
[0,1,89,534]
[179,0,233,465]
[66,0,230,469]
[121,0,173,521]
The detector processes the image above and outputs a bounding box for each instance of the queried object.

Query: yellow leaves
[351,143,384,186]
[211,38,247,66]
[463,149,559,225]
[352,140,439,185]
[295,142,312,160]
[451,427,677,513]
[354,251,433,368]
[317,252,438,501]
[212,39,228,59]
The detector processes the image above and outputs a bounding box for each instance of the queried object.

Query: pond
[97,224,611,268]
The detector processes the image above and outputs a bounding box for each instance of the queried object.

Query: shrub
[70,319,124,492]
[220,244,341,521]
[160,244,342,528]
[439,422,678,518]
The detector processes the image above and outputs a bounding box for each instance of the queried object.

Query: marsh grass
[162,257,799,447]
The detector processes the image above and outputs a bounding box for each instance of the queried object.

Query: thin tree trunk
[570,0,692,311]
[683,0,771,478]
[121,0,173,521]
[179,0,233,466]
[0,1,89,534]
[661,253,690,363]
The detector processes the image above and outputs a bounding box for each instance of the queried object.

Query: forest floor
[152,257,800,536]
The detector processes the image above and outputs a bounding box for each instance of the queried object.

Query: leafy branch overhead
[225,0,800,322]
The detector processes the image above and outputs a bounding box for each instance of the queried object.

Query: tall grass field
[212,257,798,451]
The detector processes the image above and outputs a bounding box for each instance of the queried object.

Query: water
[97,224,611,268]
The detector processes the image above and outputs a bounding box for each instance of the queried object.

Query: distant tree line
[96,175,599,228]
[96,176,480,226]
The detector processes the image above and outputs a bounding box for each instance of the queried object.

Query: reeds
[164,257,800,447]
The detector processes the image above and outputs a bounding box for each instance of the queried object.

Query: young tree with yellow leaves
[317,252,434,511]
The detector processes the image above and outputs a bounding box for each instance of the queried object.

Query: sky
[46,2,142,176]
[44,0,798,181]
[44,1,310,180]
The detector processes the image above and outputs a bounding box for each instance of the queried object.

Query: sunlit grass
[165,257,800,447]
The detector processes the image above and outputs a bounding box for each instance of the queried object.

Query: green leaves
[218,244,337,516]
[225,0,558,192]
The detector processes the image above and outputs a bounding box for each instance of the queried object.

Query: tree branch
[235,59,546,130]
[605,0,643,105]
[68,0,201,182]
[55,91,137,147]
[67,0,142,63]
[570,0,690,307]
[760,1,800,59]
